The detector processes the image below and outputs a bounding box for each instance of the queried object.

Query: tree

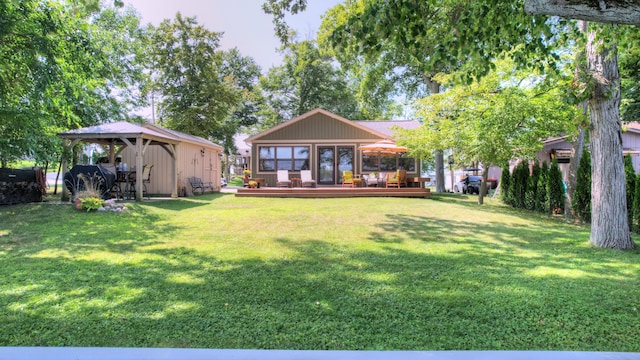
[525,0,640,26]
[624,154,636,230]
[573,150,592,223]
[500,163,512,206]
[536,161,549,213]
[634,174,640,232]
[525,161,541,210]
[256,40,362,131]
[0,1,144,167]
[149,13,241,143]
[398,59,575,205]
[548,159,565,214]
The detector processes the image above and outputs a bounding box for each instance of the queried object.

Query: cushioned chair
[364,172,378,187]
[386,170,407,188]
[342,170,362,187]
[276,170,292,188]
[300,170,317,188]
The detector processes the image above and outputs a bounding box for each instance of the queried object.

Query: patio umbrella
[359,139,407,156]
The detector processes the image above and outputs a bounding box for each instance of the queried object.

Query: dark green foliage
[536,161,549,213]
[572,151,592,223]
[500,163,512,205]
[547,159,565,213]
[625,155,636,230]
[634,174,640,233]
[511,161,529,209]
[524,161,541,210]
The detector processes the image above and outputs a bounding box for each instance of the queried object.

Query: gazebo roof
[58,121,180,147]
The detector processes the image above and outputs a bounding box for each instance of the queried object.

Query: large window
[259,146,309,171]
[361,154,416,172]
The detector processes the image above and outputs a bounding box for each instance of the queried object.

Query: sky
[123,0,343,72]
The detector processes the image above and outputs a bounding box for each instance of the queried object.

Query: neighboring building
[230,133,251,177]
[245,108,422,186]
[537,123,640,182]
[59,121,224,199]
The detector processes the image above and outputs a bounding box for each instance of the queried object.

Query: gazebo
[58,122,223,201]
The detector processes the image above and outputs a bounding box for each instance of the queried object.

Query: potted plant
[248,180,258,188]
[243,169,252,186]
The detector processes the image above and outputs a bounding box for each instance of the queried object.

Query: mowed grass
[0,193,639,350]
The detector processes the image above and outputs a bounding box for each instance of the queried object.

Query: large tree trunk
[565,127,585,218]
[425,75,445,192]
[587,27,635,249]
[477,166,490,205]
[525,0,640,26]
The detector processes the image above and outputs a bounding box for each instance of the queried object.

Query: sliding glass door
[318,146,354,185]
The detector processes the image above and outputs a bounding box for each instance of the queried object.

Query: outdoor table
[117,170,136,199]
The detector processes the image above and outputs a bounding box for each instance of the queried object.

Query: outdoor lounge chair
[276,170,292,188]
[386,170,407,188]
[342,170,362,187]
[300,170,317,188]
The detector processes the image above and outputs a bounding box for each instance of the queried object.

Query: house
[244,108,422,186]
[537,123,640,182]
[58,121,224,200]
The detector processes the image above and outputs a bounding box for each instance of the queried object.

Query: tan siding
[260,113,380,141]
[120,142,221,196]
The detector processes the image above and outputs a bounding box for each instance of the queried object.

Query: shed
[58,122,224,200]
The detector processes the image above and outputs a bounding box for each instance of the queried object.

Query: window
[361,153,416,172]
[259,146,310,172]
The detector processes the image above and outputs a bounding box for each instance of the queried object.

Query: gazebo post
[135,137,143,201]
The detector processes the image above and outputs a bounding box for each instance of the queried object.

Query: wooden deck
[235,186,431,198]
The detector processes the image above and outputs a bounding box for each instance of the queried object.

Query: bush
[625,155,636,230]
[500,163,512,205]
[572,151,591,223]
[634,174,640,233]
[547,159,565,214]
[524,161,540,210]
[536,161,549,213]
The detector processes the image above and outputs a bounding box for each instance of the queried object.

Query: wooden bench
[188,177,214,194]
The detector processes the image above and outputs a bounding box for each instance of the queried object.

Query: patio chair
[363,172,378,187]
[276,170,292,188]
[300,170,317,188]
[386,170,407,188]
[342,170,362,187]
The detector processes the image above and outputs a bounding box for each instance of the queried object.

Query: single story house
[58,121,224,200]
[244,108,422,186]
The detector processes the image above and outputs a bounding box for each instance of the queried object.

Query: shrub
[72,173,106,212]
[524,161,540,210]
[634,174,640,233]
[572,151,591,223]
[511,161,529,209]
[625,155,636,230]
[547,159,565,214]
[500,163,512,205]
[536,161,549,213]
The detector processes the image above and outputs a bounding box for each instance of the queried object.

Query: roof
[144,124,223,151]
[354,120,421,137]
[59,121,179,144]
[246,108,420,143]
[58,121,223,151]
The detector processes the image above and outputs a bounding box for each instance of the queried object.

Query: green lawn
[1,193,639,350]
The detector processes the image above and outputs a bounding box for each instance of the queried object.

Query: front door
[318,146,354,185]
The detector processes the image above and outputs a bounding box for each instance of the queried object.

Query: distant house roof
[354,120,421,137]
